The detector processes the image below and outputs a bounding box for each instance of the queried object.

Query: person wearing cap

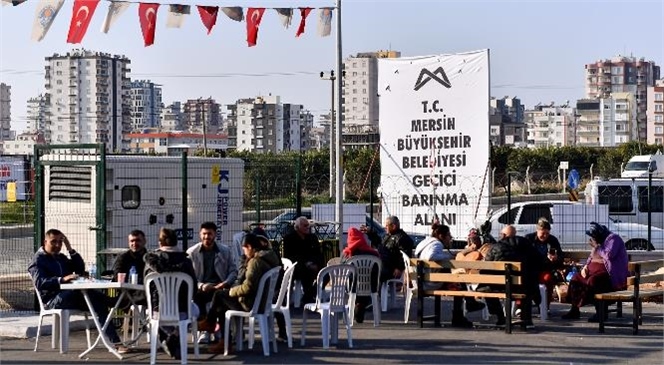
[341,227,381,324]
[561,222,628,322]
[525,218,564,310]
[282,216,324,304]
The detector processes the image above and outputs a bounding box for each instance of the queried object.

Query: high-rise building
[129,80,162,131]
[342,50,400,128]
[647,79,664,145]
[525,104,576,148]
[26,94,49,134]
[226,95,313,153]
[160,101,183,131]
[576,99,601,147]
[585,56,660,140]
[0,83,11,142]
[182,98,221,133]
[45,49,131,152]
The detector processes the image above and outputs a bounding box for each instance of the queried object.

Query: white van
[621,152,664,178]
[584,178,664,229]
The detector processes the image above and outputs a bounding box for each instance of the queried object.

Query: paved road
[0,300,662,364]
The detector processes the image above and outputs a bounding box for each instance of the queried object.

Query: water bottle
[129,266,138,284]
[89,263,97,280]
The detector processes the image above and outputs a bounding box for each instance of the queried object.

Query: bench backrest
[627,259,664,288]
[411,259,523,286]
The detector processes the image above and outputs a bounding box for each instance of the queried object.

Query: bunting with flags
[31,0,65,42]
[101,0,130,33]
[245,7,265,47]
[138,2,159,46]
[10,1,337,47]
[67,0,100,44]
[296,7,312,37]
[197,5,218,34]
[166,4,190,28]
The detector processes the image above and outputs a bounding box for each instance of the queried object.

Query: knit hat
[586,222,610,244]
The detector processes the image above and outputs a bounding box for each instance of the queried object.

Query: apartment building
[226,95,313,153]
[0,83,11,144]
[182,98,221,133]
[343,50,400,128]
[26,94,49,134]
[45,49,131,152]
[600,92,638,146]
[647,79,664,145]
[525,104,576,147]
[129,80,162,131]
[585,56,660,140]
[576,99,601,146]
[161,101,183,131]
[126,131,227,155]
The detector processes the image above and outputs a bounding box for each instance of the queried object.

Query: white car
[489,201,664,251]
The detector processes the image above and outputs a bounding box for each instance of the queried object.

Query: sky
[1,0,663,133]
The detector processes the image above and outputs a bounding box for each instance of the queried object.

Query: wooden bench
[595,259,664,335]
[412,259,526,334]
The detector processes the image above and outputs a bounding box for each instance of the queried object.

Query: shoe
[354,304,366,324]
[561,307,581,320]
[276,335,288,343]
[512,320,535,329]
[166,334,181,359]
[451,317,474,328]
[198,331,211,344]
[465,300,486,313]
[515,308,522,317]
[115,345,130,354]
[208,340,227,354]
[160,340,172,358]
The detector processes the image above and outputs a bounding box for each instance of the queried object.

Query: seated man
[112,229,148,308]
[282,217,324,304]
[28,229,128,353]
[187,222,237,343]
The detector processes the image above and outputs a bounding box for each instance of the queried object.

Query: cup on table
[117,273,127,283]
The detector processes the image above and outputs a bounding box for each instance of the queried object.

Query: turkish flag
[138,3,159,46]
[296,8,312,37]
[246,7,265,47]
[66,0,100,44]
[197,5,218,34]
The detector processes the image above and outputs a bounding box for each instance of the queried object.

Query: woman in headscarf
[561,222,628,322]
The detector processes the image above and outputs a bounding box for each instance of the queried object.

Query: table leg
[78,289,125,360]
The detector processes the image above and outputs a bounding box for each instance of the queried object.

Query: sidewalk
[1,300,662,364]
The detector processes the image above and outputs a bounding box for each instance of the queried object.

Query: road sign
[559,161,569,170]
[174,228,194,241]
[568,169,580,190]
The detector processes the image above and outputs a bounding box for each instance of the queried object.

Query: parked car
[489,200,664,251]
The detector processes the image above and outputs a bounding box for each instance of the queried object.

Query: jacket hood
[255,248,280,267]
[144,249,190,273]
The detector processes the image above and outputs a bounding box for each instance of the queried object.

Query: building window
[656,105,663,112]
[121,186,140,209]
[655,93,663,101]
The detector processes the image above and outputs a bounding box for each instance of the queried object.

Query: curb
[0,314,91,339]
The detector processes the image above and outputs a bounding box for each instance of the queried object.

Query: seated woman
[525,218,564,308]
[456,228,492,262]
[201,233,281,353]
[561,222,628,322]
[414,223,483,328]
[341,227,381,324]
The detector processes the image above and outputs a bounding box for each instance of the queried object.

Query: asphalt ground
[0,298,662,365]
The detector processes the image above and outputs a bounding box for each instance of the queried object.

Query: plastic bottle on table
[89,263,97,280]
[129,266,138,284]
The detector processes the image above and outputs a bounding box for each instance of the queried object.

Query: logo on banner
[414,66,452,91]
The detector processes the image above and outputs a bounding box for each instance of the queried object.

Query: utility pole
[320,70,336,198]
[201,97,208,156]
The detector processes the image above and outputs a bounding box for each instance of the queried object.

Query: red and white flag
[197,6,218,34]
[296,7,312,37]
[245,7,265,47]
[66,0,100,44]
[138,3,159,46]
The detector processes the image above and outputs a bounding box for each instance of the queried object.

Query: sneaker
[451,317,474,328]
[166,334,181,360]
[160,340,172,358]
[515,308,522,317]
[198,331,211,344]
[115,345,130,354]
[512,320,535,329]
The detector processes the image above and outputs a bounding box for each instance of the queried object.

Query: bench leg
[417,294,424,328]
[434,296,441,328]
[632,299,639,335]
[616,301,622,318]
[505,298,512,334]
[598,302,605,333]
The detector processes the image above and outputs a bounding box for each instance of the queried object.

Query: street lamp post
[320,70,336,198]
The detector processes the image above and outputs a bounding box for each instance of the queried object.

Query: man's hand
[62,273,78,283]
[214,282,226,290]
[547,253,557,262]
[393,268,402,278]
[580,265,589,279]
[201,283,216,292]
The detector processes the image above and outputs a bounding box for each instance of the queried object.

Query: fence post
[648,170,652,251]
[296,152,302,217]
[255,174,261,223]
[181,151,188,251]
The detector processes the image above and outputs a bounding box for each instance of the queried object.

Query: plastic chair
[33,284,91,354]
[399,251,418,323]
[510,284,549,320]
[223,266,281,356]
[381,254,405,312]
[301,264,355,349]
[346,255,382,327]
[281,257,294,270]
[249,262,297,349]
[283,257,303,308]
[144,272,199,365]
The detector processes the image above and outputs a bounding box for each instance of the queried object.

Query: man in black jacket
[112,230,148,308]
[282,217,323,304]
[377,216,414,283]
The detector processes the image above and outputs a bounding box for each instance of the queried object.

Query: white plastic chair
[224,266,281,357]
[283,257,303,308]
[33,284,91,354]
[399,251,418,323]
[346,255,382,327]
[381,254,406,312]
[144,272,199,365]
[510,284,548,320]
[249,262,297,349]
[301,264,355,349]
[281,257,294,270]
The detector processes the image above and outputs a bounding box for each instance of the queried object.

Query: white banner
[378,50,491,239]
